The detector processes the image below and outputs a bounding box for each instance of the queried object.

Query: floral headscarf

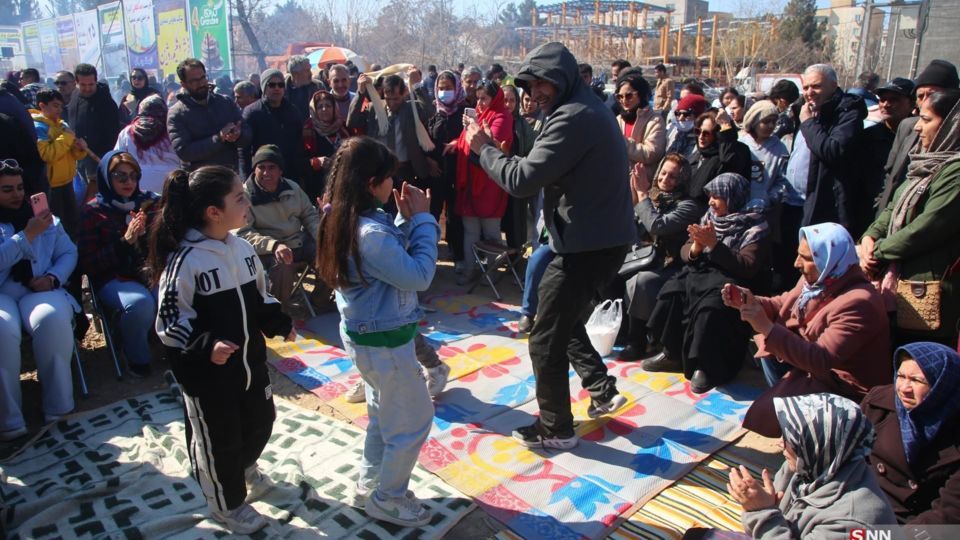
[793,222,860,323]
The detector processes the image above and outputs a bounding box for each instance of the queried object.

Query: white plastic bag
[585,299,623,357]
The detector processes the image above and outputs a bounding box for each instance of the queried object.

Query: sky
[447,0,834,20]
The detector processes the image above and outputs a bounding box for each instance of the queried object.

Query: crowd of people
[1,44,958,536]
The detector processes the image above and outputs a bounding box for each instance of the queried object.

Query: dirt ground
[2,257,783,538]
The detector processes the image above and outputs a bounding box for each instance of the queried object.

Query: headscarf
[131,95,169,153]
[894,342,960,469]
[434,70,465,116]
[309,90,348,138]
[702,173,768,252]
[650,155,691,213]
[128,68,156,101]
[793,223,860,323]
[774,393,876,500]
[0,193,35,285]
[742,100,779,136]
[95,150,160,214]
[889,96,960,236]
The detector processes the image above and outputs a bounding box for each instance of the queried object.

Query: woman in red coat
[453,80,513,285]
[722,222,891,437]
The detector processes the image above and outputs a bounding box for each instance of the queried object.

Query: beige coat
[616,108,665,182]
[655,78,675,111]
[238,176,321,255]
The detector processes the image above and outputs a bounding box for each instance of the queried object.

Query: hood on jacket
[514,42,583,112]
[95,149,159,213]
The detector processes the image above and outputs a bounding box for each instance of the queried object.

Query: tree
[50,0,98,17]
[779,0,823,45]
[0,0,40,23]
[498,0,537,28]
[234,0,269,71]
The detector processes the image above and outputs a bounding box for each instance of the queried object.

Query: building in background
[817,0,884,80]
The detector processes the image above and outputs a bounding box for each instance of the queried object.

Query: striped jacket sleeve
[155,247,210,356]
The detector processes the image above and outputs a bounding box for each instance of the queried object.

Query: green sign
[188,0,231,75]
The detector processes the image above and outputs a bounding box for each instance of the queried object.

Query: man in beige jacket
[654,64,675,118]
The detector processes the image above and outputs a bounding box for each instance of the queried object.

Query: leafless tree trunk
[234,0,267,71]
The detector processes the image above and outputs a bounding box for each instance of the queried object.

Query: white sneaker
[424,363,450,398]
[364,491,432,527]
[587,393,628,419]
[211,503,268,534]
[344,380,366,403]
[244,465,274,502]
[348,482,417,508]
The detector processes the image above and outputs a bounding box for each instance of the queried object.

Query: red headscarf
[455,86,513,212]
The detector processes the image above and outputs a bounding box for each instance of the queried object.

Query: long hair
[316,137,398,290]
[146,166,237,286]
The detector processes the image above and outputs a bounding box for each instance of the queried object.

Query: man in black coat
[241,68,306,183]
[797,64,866,228]
[0,87,43,195]
[66,63,122,199]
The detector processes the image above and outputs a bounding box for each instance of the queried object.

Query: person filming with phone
[0,159,81,441]
[725,222,891,438]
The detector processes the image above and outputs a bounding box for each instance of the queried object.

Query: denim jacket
[0,217,77,288]
[335,208,439,334]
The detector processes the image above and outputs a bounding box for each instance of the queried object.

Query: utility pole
[855,0,874,76]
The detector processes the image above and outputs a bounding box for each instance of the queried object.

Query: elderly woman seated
[728,393,898,538]
[861,342,960,524]
[647,173,771,393]
[727,222,890,437]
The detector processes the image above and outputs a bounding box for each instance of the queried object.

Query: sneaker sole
[586,396,628,419]
[211,514,268,534]
[364,497,431,527]
[513,434,579,450]
[344,395,366,404]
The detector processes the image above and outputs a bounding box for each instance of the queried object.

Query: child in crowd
[32,88,88,235]
[149,166,295,534]
[316,137,439,527]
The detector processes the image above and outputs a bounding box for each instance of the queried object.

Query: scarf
[434,70,466,116]
[0,201,34,285]
[774,393,875,500]
[362,64,435,152]
[249,176,293,206]
[95,150,159,214]
[650,157,692,213]
[131,95,169,153]
[889,98,960,236]
[309,90,348,138]
[793,223,859,323]
[894,342,960,470]
[702,173,768,252]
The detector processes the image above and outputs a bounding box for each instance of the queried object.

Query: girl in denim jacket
[317,137,439,527]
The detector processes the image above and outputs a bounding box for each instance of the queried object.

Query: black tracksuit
[156,230,292,512]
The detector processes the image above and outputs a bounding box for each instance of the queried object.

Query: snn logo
[850,529,892,540]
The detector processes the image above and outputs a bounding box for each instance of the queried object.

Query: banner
[57,16,80,71]
[0,26,24,70]
[188,0,231,76]
[99,1,129,78]
[21,22,42,71]
[74,9,102,73]
[124,0,159,73]
[156,0,192,78]
[37,19,62,74]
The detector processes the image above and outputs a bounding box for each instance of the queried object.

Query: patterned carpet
[267,292,763,539]
[0,385,473,539]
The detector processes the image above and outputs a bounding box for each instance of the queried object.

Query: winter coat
[0,216,77,292]
[687,127,753,205]
[876,116,920,216]
[741,458,899,538]
[112,127,180,194]
[654,78,674,111]
[65,82,122,159]
[617,108,666,181]
[742,266,891,437]
[241,97,307,182]
[739,132,789,206]
[32,112,86,188]
[477,42,636,255]
[798,90,867,228]
[236,176,320,256]
[167,91,250,171]
[862,385,960,524]
[285,80,323,120]
[0,110,44,195]
[346,94,433,180]
[849,121,899,239]
[119,87,161,124]
[455,89,513,218]
[865,160,960,340]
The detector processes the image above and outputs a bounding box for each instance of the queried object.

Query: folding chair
[288,263,321,318]
[468,240,525,300]
[83,276,124,379]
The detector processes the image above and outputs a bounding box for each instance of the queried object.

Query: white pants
[462,216,502,271]
[0,290,76,430]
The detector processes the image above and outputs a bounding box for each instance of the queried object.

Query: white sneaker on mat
[587,393,628,419]
[244,465,274,502]
[344,380,366,403]
[349,482,416,508]
[211,503,268,534]
[424,363,450,398]
[364,491,432,527]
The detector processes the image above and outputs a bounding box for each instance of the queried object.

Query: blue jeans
[97,279,156,366]
[340,329,433,499]
[521,244,556,317]
[759,356,791,387]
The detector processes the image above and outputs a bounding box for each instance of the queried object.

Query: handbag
[618,244,657,277]
[895,279,941,332]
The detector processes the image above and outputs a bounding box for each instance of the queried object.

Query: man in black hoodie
[67,63,122,199]
[465,42,635,450]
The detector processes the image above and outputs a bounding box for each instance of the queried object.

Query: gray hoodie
[740,132,790,206]
[478,42,636,254]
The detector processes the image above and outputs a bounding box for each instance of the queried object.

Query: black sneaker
[517,315,533,334]
[512,422,578,450]
[127,363,152,379]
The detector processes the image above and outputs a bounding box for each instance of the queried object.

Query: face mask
[677,120,694,132]
[438,90,456,103]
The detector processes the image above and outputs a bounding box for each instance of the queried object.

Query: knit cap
[252,144,285,170]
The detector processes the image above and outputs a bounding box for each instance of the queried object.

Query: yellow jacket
[32,111,87,188]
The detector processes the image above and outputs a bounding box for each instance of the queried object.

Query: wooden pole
[532,7,538,27]
[709,15,718,78]
[594,0,600,24]
[561,2,567,25]
[695,18,703,75]
[676,25,682,58]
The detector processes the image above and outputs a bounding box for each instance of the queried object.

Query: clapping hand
[631,163,650,194]
[688,222,719,249]
[124,210,147,244]
[392,181,431,220]
[727,466,783,512]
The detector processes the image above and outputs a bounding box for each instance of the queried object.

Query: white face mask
[677,120,694,132]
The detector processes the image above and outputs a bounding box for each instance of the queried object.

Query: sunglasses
[616,92,638,101]
[694,127,717,136]
[0,159,20,168]
[130,75,146,81]
[54,80,71,86]
[267,82,285,89]
[110,171,141,183]
[676,111,695,118]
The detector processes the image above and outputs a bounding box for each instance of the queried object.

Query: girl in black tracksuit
[149,166,294,534]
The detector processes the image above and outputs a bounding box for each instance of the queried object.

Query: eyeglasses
[110,171,141,184]
[54,80,71,86]
[616,92,638,101]
[266,82,285,89]
[895,373,929,387]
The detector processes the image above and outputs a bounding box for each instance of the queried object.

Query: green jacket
[866,159,960,337]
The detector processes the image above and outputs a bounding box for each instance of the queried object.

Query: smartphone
[464,107,477,120]
[29,192,49,216]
